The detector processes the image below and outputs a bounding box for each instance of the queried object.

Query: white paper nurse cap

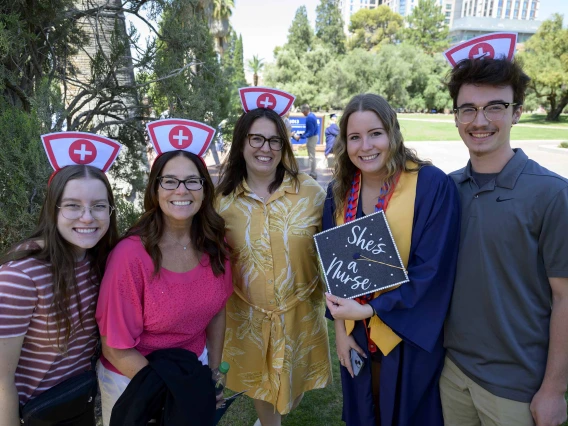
[146,119,216,157]
[443,32,517,67]
[238,87,295,116]
[41,132,122,172]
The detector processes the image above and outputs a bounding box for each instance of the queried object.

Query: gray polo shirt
[445,148,568,402]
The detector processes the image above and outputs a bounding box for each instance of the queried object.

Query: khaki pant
[306,135,317,176]
[440,356,534,426]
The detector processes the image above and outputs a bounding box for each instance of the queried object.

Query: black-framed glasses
[157,176,205,191]
[247,134,284,151]
[57,203,114,220]
[454,102,520,124]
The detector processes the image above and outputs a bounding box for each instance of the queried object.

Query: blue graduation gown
[323,165,461,426]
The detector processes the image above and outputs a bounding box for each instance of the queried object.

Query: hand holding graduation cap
[325,293,374,321]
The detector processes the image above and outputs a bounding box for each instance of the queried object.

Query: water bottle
[212,361,230,397]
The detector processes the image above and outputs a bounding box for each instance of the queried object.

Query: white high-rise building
[455,0,539,20]
[450,0,541,44]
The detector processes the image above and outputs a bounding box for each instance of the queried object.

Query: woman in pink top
[96,146,232,426]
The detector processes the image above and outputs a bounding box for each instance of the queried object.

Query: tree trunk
[546,92,568,121]
[253,73,258,86]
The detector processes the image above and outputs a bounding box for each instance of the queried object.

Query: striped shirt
[0,255,98,404]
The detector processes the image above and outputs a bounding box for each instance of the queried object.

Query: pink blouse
[96,236,232,374]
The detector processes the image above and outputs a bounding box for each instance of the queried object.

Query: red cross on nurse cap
[443,32,517,67]
[239,87,295,116]
[41,132,122,173]
[146,118,216,157]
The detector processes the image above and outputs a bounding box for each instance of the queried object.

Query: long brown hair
[124,150,229,276]
[332,93,431,215]
[0,165,119,347]
[217,108,299,196]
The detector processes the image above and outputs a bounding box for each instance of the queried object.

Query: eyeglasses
[157,176,205,191]
[454,102,520,124]
[57,203,114,220]
[247,134,284,151]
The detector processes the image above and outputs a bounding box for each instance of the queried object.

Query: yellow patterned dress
[217,173,332,414]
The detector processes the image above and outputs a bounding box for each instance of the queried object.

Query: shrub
[0,103,51,252]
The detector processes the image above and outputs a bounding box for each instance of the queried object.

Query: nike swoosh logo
[496,196,514,202]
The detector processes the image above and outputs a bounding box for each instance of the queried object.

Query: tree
[519,14,568,121]
[0,0,232,248]
[348,5,403,51]
[315,0,346,55]
[247,55,265,86]
[152,0,227,125]
[402,0,449,55]
[233,34,246,85]
[286,6,314,54]
[0,101,50,252]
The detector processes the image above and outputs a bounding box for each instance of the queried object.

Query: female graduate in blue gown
[323,94,460,426]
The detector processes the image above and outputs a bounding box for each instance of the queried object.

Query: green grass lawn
[397,117,568,141]
[397,113,568,127]
[218,322,344,426]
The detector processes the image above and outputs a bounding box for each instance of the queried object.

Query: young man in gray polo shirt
[441,58,568,426]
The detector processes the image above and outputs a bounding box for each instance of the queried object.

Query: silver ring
[335,296,339,304]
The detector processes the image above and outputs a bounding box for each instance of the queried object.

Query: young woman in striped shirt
[0,164,118,425]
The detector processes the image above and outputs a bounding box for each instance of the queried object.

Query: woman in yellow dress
[216,90,332,426]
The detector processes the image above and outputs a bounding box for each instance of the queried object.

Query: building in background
[450,0,541,44]
[338,0,380,32]
[339,0,541,45]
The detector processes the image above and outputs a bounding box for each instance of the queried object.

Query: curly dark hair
[446,58,530,109]
[124,150,229,276]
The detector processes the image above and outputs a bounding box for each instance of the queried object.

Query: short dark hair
[301,104,310,112]
[216,108,299,196]
[447,59,530,109]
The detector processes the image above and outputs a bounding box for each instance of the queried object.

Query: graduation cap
[146,118,216,157]
[314,211,409,299]
[238,87,295,116]
[443,32,517,67]
[41,132,122,175]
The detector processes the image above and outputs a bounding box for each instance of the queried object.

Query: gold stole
[335,164,418,356]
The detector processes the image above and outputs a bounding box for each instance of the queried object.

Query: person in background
[325,113,339,159]
[0,133,120,425]
[217,88,332,426]
[96,120,232,425]
[441,55,568,426]
[324,93,460,426]
[294,104,319,179]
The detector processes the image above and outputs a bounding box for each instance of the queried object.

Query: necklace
[163,234,191,250]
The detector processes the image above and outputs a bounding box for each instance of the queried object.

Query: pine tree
[402,0,449,55]
[233,34,246,85]
[315,0,346,55]
[286,6,314,54]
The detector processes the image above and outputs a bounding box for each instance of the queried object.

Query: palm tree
[212,0,234,19]
[208,0,234,55]
[247,55,265,86]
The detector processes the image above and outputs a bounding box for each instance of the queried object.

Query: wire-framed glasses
[157,176,205,191]
[57,203,114,220]
[247,134,284,151]
[454,102,520,124]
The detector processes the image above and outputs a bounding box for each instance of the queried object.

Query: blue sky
[231,0,568,63]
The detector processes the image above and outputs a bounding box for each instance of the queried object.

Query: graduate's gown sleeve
[323,182,337,321]
[368,165,461,354]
